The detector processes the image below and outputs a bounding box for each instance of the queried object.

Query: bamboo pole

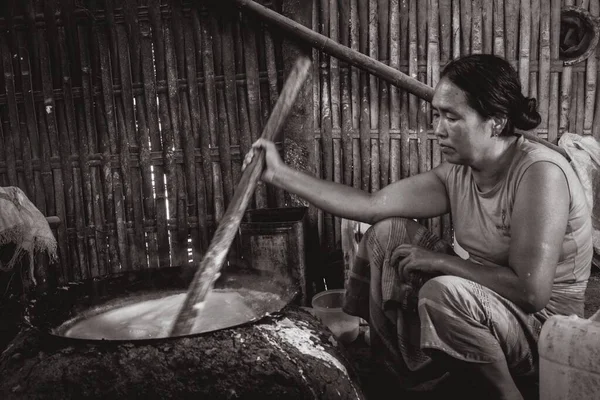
[233,0,569,159]
[234,0,432,100]
[591,0,600,140]
[170,57,311,337]
[530,0,540,102]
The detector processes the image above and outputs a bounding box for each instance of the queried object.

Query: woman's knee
[363,217,415,245]
[418,275,477,308]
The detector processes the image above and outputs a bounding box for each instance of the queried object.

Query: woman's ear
[490,117,507,137]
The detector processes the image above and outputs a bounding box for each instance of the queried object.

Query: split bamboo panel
[312,0,595,248]
[0,0,291,284]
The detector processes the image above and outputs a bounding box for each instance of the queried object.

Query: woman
[243,54,592,400]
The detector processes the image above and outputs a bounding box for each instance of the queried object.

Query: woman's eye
[446,116,457,122]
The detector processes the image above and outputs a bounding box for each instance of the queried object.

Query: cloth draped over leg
[0,186,57,285]
[343,218,542,389]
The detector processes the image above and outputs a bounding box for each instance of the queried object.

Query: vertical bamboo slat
[331,0,342,244]
[519,0,531,95]
[164,22,188,268]
[471,0,482,54]
[340,1,354,186]
[538,1,551,131]
[482,0,493,54]
[560,0,575,135]
[15,32,37,205]
[439,0,451,61]
[530,0,540,101]
[57,26,88,279]
[547,0,561,143]
[38,26,69,283]
[240,15,267,207]
[460,0,471,54]
[505,0,520,60]
[417,0,428,175]
[585,0,598,136]
[389,0,401,183]
[115,20,146,270]
[400,0,410,179]
[200,11,225,222]
[378,0,390,189]
[359,0,371,192]
[452,0,461,59]
[97,26,124,274]
[0,34,20,189]
[493,0,506,56]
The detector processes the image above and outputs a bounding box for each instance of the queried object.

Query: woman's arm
[247,139,452,224]
[398,161,570,313]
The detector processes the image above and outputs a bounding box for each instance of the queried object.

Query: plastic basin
[311,289,359,343]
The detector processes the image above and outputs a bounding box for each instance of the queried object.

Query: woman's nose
[432,118,445,137]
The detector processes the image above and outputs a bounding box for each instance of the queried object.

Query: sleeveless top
[445,135,593,318]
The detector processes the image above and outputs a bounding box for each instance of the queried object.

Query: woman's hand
[242,139,284,184]
[390,244,445,281]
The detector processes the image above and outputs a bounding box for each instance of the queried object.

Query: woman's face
[431,77,495,166]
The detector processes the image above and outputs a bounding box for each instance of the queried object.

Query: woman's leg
[418,276,541,400]
[343,218,451,388]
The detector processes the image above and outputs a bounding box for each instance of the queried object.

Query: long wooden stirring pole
[170,57,311,336]
[230,0,570,161]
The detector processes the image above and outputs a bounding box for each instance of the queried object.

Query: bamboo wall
[0,0,287,285]
[0,0,599,286]
[312,0,600,250]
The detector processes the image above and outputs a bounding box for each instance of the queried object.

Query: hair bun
[513,97,542,130]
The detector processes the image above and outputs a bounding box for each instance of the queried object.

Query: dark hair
[440,54,541,136]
